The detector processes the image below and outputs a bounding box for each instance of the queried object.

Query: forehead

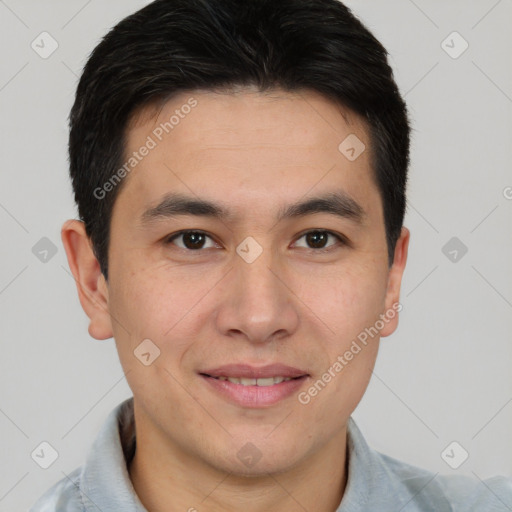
[128,86,366,152]
[117,87,380,223]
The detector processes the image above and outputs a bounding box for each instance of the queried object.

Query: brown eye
[306,231,329,249]
[294,230,345,251]
[166,231,217,250]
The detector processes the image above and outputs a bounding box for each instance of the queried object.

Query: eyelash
[164,229,347,253]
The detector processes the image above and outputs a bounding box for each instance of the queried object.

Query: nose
[215,244,300,345]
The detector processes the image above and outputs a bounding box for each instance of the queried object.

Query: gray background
[0,0,511,510]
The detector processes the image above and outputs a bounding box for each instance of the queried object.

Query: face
[68,86,408,476]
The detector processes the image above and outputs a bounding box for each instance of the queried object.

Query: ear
[61,219,113,340]
[380,226,410,338]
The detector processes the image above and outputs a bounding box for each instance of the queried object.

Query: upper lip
[200,363,309,379]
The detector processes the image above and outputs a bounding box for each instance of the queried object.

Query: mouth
[200,374,305,386]
[198,363,310,407]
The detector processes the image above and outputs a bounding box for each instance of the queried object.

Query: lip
[201,374,308,408]
[199,363,310,408]
[200,363,308,379]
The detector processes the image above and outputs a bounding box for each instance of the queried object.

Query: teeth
[215,376,294,386]
[256,377,276,387]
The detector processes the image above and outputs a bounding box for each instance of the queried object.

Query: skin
[62,86,409,512]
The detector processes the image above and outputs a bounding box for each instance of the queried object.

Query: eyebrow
[140,191,366,227]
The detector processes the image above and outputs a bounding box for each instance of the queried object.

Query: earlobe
[61,219,113,340]
[380,227,410,338]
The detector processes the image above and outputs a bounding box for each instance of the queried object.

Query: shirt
[30,397,512,511]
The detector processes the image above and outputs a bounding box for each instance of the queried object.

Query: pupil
[184,232,205,249]
[307,231,327,249]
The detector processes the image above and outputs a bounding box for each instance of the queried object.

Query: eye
[164,229,347,253]
[293,230,346,252]
[165,230,219,250]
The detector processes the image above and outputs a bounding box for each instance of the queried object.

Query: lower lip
[201,375,308,408]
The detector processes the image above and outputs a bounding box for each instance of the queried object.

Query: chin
[205,437,305,478]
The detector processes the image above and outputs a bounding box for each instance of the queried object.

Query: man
[30,0,512,510]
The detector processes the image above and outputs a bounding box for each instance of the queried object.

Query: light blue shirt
[30,397,512,511]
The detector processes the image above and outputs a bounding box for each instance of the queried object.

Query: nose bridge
[238,248,280,306]
[216,239,299,343]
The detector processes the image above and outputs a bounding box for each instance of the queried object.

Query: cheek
[306,264,387,342]
[109,263,199,335]
[109,274,164,335]
[108,270,197,401]
[320,267,385,399]
[108,264,217,371]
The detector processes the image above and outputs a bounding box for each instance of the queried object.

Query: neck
[128,409,349,512]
